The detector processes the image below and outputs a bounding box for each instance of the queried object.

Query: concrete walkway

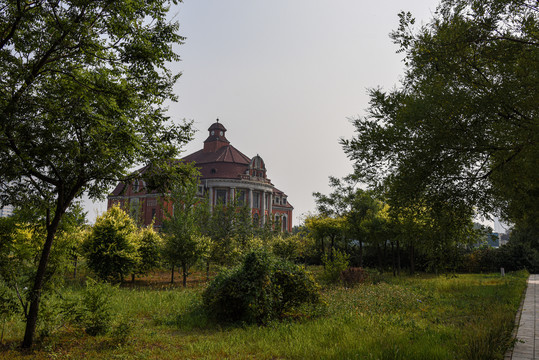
[507,274,539,360]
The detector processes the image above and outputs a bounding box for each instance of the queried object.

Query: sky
[85,0,442,226]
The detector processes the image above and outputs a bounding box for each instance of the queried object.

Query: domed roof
[249,155,266,170]
[182,120,252,180]
[208,119,227,132]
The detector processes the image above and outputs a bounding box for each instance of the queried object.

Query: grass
[0,270,528,359]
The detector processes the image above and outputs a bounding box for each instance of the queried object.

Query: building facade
[108,120,293,232]
[0,204,14,218]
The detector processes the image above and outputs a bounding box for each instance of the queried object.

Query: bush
[321,249,350,284]
[66,279,115,336]
[83,206,139,283]
[340,267,368,287]
[202,249,320,324]
[271,235,300,261]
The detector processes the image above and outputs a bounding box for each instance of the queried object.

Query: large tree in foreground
[342,0,538,228]
[0,0,193,347]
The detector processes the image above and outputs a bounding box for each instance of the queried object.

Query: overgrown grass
[1,270,528,359]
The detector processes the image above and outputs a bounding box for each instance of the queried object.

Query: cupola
[249,154,267,178]
[203,119,230,152]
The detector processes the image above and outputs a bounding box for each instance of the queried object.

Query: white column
[249,188,253,218]
[208,187,213,213]
[230,187,235,204]
[261,190,266,225]
[268,191,273,222]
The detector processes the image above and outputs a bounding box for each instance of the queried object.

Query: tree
[341,0,538,230]
[162,179,209,287]
[389,200,478,274]
[314,176,385,266]
[313,176,478,273]
[133,225,162,282]
[198,196,258,269]
[83,206,139,283]
[0,206,85,331]
[0,0,194,347]
[304,215,346,262]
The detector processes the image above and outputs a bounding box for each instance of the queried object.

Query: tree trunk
[131,273,135,283]
[383,241,387,268]
[358,240,364,267]
[22,209,64,348]
[376,244,383,273]
[330,236,335,261]
[396,240,401,275]
[206,261,210,281]
[170,265,174,284]
[410,243,415,275]
[391,242,396,276]
[182,263,188,288]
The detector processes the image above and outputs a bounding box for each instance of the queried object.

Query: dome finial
[216,118,219,123]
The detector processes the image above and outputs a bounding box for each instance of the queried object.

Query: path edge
[504,274,530,360]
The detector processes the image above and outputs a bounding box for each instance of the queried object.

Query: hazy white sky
[85,0,441,225]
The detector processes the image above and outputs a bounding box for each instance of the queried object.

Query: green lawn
[1,271,528,359]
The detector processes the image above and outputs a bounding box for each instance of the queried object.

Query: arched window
[282,215,288,232]
[253,213,260,227]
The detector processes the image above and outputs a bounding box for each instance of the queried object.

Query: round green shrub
[202,249,320,324]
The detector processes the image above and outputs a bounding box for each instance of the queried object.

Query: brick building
[107,120,293,231]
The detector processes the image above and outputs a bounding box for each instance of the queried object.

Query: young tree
[0,0,193,347]
[341,0,538,230]
[0,206,86,326]
[201,198,254,268]
[83,206,139,283]
[162,179,208,287]
[314,176,384,266]
[132,225,163,282]
[389,200,479,274]
[304,215,347,262]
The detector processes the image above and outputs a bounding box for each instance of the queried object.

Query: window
[197,185,204,195]
[132,180,139,192]
[282,197,287,205]
[236,189,246,206]
[252,192,260,208]
[216,189,227,204]
[129,198,139,220]
[151,208,156,220]
[253,213,260,226]
[282,216,288,232]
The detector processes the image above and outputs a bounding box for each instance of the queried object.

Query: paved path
[507,274,539,360]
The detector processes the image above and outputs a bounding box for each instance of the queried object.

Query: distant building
[499,232,510,246]
[487,232,500,248]
[108,120,294,231]
[0,204,14,218]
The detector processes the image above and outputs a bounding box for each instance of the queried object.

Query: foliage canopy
[0,0,192,346]
[341,0,538,228]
